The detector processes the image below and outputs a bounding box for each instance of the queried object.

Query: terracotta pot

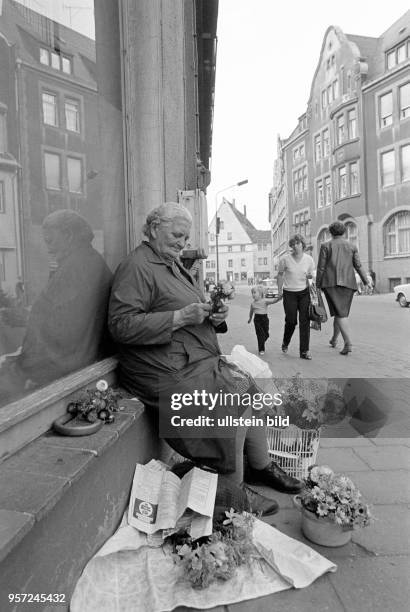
[293,495,352,547]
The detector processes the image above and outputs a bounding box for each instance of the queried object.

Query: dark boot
[245,461,303,493]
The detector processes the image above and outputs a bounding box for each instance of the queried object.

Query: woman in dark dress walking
[316,221,368,355]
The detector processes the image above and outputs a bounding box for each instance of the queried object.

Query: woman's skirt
[322,286,355,317]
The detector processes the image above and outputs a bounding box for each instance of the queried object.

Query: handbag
[308,279,328,326]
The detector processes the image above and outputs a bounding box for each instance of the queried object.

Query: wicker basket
[267,424,321,480]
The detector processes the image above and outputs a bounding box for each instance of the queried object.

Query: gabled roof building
[274,11,410,292]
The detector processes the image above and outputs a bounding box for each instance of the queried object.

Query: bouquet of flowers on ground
[300,465,373,529]
[169,509,258,589]
[275,375,346,429]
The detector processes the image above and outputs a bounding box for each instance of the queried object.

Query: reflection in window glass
[44,152,61,189]
[0,1,130,412]
[67,157,82,192]
[386,50,396,69]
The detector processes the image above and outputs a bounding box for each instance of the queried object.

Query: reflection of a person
[316,221,368,355]
[108,202,302,503]
[0,210,112,404]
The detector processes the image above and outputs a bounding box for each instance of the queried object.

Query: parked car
[261,279,279,298]
[394,283,410,307]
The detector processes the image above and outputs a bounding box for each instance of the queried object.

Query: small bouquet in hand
[210,281,235,313]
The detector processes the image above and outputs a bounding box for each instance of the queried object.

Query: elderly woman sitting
[108,202,302,504]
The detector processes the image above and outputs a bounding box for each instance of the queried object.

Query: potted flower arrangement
[52,380,123,436]
[294,465,372,547]
[267,376,346,479]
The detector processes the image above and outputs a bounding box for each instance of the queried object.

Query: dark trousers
[282,288,310,353]
[254,314,269,352]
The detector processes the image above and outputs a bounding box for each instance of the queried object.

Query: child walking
[248,286,282,354]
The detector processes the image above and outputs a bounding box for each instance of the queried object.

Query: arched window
[317,228,331,249]
[383,211,410,256]
[345,221,358,247]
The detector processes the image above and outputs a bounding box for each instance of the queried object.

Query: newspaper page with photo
[127,460,217,538]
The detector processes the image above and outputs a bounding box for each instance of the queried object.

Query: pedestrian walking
[277,234,315,360]
[316,221,368,355]
[248,286,282,354]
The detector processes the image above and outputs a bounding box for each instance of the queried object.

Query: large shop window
[0,2,127,412]
[383,211,410,257]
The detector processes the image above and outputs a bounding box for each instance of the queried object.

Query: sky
[14,1,410,230]
[207,0,410,230]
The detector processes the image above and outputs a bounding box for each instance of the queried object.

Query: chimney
[231,198,236,209]
[243,205,247,217]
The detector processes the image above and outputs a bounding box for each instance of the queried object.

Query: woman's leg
[331,318,341,343]
[282,290,297,347]
[336,316,352,346]
[298,289,310,354]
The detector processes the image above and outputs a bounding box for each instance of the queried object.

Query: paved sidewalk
[218,298,410,378]
[177,431,410,612]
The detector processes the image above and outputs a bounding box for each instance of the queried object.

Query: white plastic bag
[225,344,272,379]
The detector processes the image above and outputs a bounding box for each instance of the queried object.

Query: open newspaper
[127,460,218,540]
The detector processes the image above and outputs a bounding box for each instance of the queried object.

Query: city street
[218,288,410,379]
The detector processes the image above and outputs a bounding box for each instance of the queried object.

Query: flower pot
[293,495,352,547]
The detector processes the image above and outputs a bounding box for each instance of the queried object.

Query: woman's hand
[209,304,229,326]
[173,303,211,329]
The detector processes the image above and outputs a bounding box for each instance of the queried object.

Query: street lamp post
[214,179,248,283]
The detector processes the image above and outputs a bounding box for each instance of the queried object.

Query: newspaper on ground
[127,459,217,539]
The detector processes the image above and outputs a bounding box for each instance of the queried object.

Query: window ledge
[0,395,147,564]
[0,357,119,462]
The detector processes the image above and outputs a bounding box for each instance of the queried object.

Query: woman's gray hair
[142,202,192,237]
[42,209,94,244]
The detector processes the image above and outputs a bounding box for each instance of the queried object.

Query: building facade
[207,197,272,284]
[273,11,410,292]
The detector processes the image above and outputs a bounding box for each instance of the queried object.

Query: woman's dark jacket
[316,237,368,290]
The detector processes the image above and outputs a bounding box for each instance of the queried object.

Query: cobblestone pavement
[218,290,410,378]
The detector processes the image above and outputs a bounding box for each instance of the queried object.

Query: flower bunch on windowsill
[67,379,122,424]
[168,509,257,589]
[300,465,373,529]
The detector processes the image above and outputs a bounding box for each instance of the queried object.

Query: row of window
[379,83,410,128]
[386,38,410,71]
[205,259,250,268]
[296,142,410,207]
[316,212,410,258]
[321,78,339,109]
[42,92,81,132]
[40,47,72,75]
[380,144,410,187]
[44,151,83,193]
